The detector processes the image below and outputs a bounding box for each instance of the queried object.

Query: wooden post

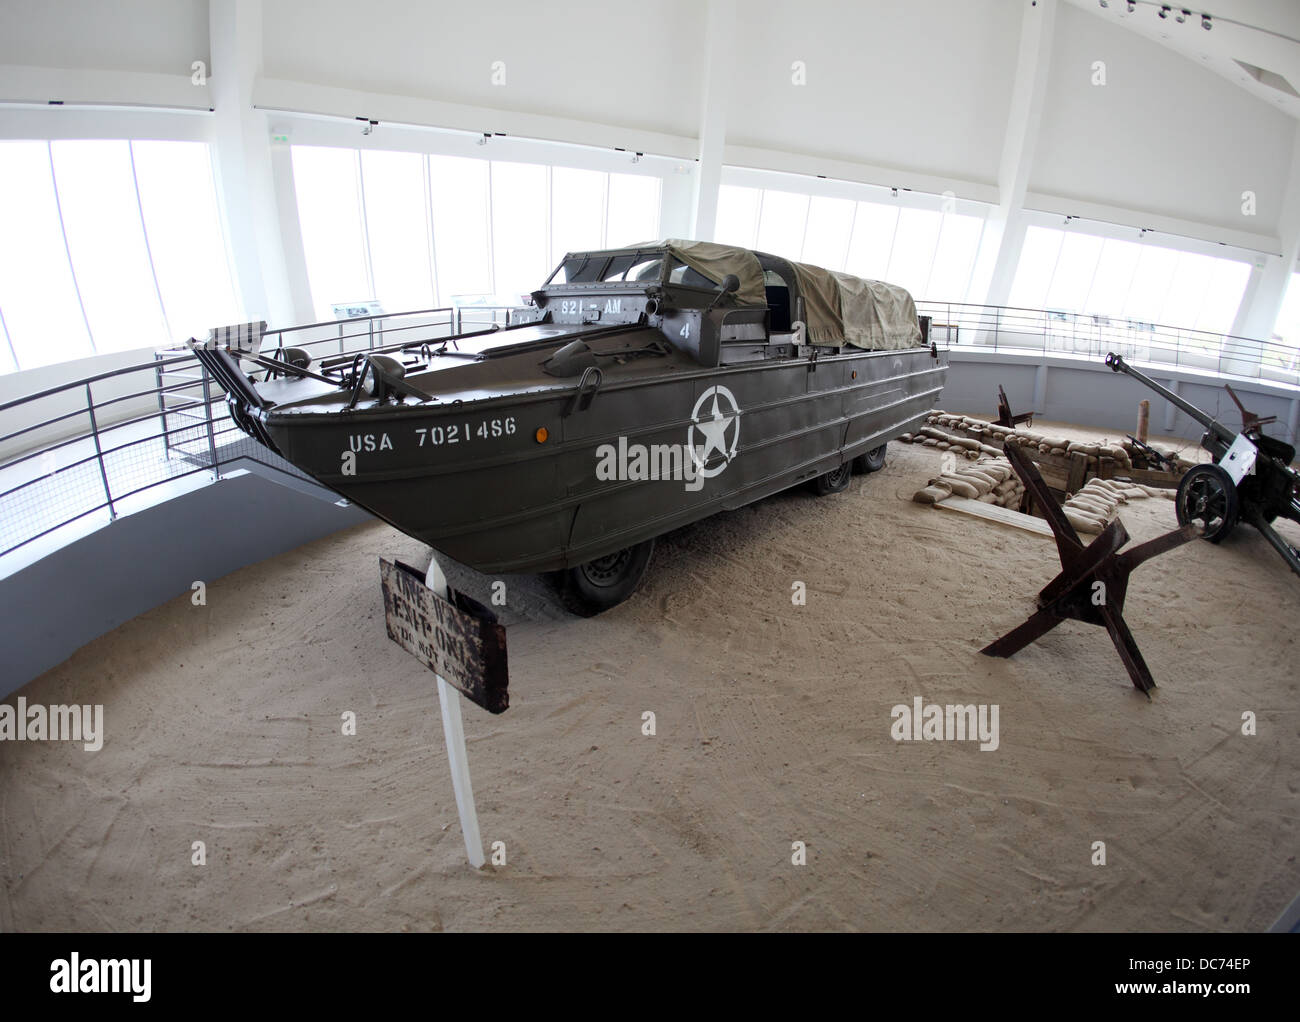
[1136,399,1150,444]
[425,555,486,869]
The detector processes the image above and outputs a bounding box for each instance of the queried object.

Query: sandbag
[938,475,980,499]
[913,485,952,504]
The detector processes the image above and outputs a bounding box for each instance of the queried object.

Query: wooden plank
[932,496,1055,537]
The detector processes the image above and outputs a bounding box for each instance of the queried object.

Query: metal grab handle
[562,366,603,418]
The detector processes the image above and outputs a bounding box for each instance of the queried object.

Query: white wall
[1033,1,1296,234]
[260,0,707,140]
[726,0,1021,188]
[0,0,209,74]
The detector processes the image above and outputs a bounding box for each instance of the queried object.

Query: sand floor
[1,418,1297,931]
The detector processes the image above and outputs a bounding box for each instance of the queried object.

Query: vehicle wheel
[553,539,655,616]
[852,443,888,474]
[1176,463,1238,543]
[811,461,852,495]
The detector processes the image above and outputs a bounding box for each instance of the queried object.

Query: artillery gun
[1104,352,1300,579]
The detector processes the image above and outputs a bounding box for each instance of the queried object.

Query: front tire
[811,462,852,495]
[552,539,655,616]
[852,443,888,474]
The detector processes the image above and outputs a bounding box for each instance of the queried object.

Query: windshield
[546,249,666,286]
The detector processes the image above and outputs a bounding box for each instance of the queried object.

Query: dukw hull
[256,340,945,574]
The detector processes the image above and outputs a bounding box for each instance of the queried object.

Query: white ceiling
[1065,0,1300,120]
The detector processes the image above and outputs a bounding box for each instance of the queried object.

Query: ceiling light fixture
[1176,9,1188,23]
[1202,14,1212,30]
[1158,5,1170,18]
[1126,1,1135,11]
[1099,0,1109,8]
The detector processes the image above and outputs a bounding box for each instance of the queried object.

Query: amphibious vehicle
[192,240,947,613]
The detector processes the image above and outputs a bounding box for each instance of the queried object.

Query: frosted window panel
[551,167,606,266]
[51,140,168,355]
[1007,227,1063,310]
[429,155,492,303]
[1195,258,1251,336]
[1275,272,1300,346]
[1045,233,1103,312]
[606,173,660,249]
[1083,238,1140,317]
[291,146,371,319]
[490,161,549,301]
[0,312,15,374]
[926,213,984,304]
[1159,251,1217,331]
[755,190,809,260]
[132,141,239,343]
[844,202,898,281]
[714,185,760,249]
[360,149,434,315]
[801,196,855,269]
[886,208,941,298]
[1124,245,1179,324]
[0,142,94,369]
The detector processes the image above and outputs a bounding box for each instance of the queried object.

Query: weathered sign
[380,559,509,714]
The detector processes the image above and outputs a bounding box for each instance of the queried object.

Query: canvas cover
[830,272,923,350]
[662,239,767,307]
[656,239,921,350]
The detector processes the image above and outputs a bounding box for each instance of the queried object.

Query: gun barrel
[1103,352,1233,445]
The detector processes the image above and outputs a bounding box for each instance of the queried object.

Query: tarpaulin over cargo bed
[658,239,923,350]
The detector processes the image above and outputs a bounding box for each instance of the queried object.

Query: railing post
[85,382,116,521]
[201,364,220,480]
[368,318,375,351]
[155,354,170,458]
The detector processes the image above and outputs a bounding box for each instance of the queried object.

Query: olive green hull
[262,345,946,574]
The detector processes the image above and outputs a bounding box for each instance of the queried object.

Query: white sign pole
[425,555,486,869]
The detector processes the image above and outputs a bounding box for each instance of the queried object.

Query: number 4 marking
[680,322,691,339]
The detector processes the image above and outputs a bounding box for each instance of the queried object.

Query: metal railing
[1,300,1295,562]
[0,305,515,559]
[913,301,1300,383]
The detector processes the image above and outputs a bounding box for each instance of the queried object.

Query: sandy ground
[1,417,1297,932]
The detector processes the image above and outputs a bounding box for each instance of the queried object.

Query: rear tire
[852,443,888,474]
[552,539,655,616]
[811,462,852,495]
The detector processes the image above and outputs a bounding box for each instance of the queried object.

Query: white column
[971,0,1057,308]
[1231,124,1300,343]
[690,0,736,242]
[209,0,298,328]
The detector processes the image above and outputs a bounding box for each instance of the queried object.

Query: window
[754,190,809,259]
[291,146,371,319]
[131,141,239,343]
[490,161,548,303]
[715,184,761,249]
[1007,223,1252,333]
[886,208,943,300]
[292,147,667,312]
[0,139,238,373]
[429,155,493,303]
[605,173,660,249]
[551,166,606,267]
[0,142,95,370]
[800,196,855,269]
[360,149,435,314]
[844,202,899,282]
[1274,272,1300,350]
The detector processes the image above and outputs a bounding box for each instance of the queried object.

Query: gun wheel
[1176,463,1238,543]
